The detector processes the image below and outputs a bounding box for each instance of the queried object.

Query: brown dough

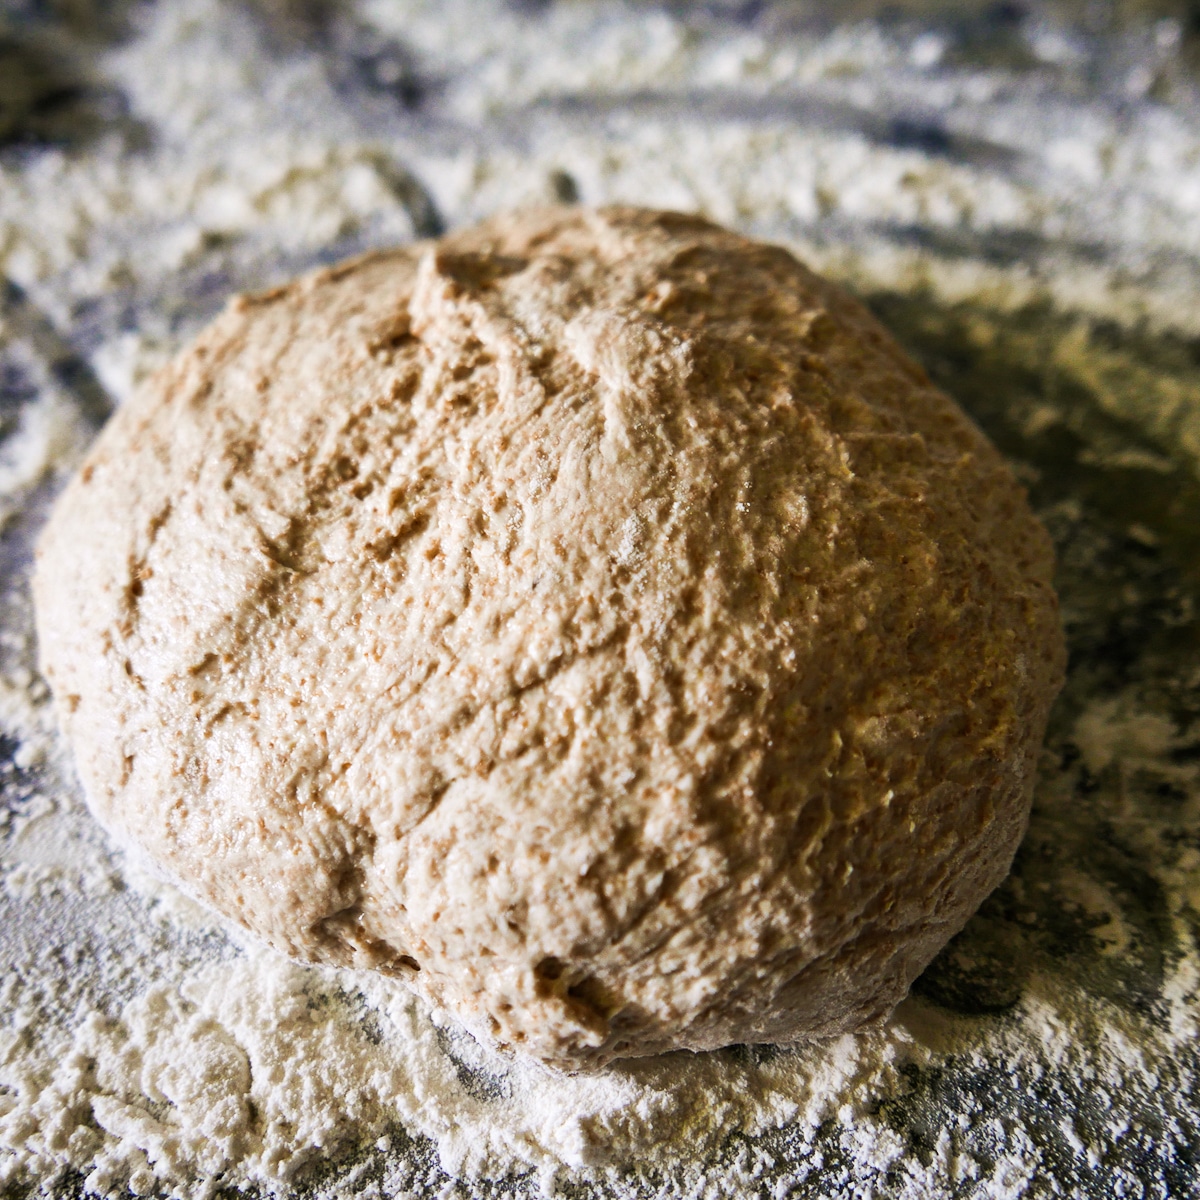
[34,206,1065,1069]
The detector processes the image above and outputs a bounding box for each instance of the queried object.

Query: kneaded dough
[35,206,1065,1069]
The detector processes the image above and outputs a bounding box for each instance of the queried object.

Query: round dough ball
[34,207,1065,1069]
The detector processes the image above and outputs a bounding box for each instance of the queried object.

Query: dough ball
[34,207,1065,1069]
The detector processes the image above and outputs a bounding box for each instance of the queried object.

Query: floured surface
[2,1,1199,1197]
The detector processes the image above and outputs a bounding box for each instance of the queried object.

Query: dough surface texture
[34,207,1065,1069]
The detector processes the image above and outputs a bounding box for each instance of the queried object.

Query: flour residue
[7,946,921,1191]
[3,0,1200,1197]
[0,829,927,1196]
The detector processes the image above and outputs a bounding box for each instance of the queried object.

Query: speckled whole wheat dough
[34,206,1065,1069]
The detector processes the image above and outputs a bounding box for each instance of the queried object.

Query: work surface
[2,2,1199,1197]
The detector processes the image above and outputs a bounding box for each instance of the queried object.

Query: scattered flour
[1,1,1199,1197]
[3,941,924,1195]
[1073,694,1181,776]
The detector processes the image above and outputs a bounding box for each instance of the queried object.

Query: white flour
[1,858,924,1195]
[4,774,1192,1200]
[2,1,1199,1197]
